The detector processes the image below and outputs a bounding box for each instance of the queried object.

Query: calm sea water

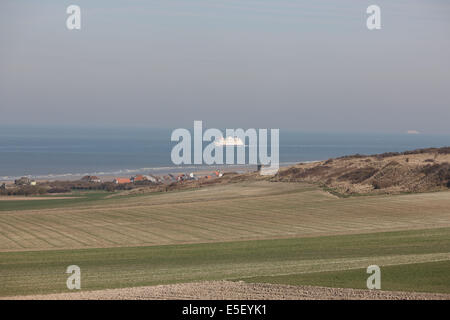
[0,126,449,180]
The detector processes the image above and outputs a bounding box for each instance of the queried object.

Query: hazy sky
[1,0,449,133]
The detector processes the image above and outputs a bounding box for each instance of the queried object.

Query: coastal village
[0,170,227,195]
[83,171,224,185]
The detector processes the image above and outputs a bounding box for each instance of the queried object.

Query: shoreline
[0,161,308,184]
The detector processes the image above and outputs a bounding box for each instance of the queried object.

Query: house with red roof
[131,175,146,183]
[113,178,131,184]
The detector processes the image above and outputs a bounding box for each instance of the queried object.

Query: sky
[0,0,449,133]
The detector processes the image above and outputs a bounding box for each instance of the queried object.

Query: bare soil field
[4,281,450,300]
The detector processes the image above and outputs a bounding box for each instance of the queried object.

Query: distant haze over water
[0,126,448,180]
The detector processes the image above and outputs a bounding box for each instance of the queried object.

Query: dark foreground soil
[3,281,450,300]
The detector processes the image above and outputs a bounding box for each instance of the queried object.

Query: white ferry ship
[214,136,245,146]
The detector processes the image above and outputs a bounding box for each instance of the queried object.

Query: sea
[0,125,449,181]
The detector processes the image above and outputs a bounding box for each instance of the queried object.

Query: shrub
[14,186,47,196]
[421,162,450,185]
[338,167,378,183]
[371,179,395,189]
[47,187,71,194]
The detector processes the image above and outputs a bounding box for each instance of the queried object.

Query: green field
[241,260,450,294]
[0,181,449,297]
[1,228,449,297]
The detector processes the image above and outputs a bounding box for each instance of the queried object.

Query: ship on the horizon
[214,136,245,146]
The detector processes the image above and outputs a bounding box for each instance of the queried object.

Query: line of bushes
[0,186,47,196]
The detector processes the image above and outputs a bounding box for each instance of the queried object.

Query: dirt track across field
[3,281,450,300]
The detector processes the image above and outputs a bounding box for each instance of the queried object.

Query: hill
[274,147,450,195]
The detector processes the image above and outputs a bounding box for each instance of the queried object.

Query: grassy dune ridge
[275,147,450,195]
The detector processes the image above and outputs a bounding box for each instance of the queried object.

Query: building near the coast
[113,178,131,184]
